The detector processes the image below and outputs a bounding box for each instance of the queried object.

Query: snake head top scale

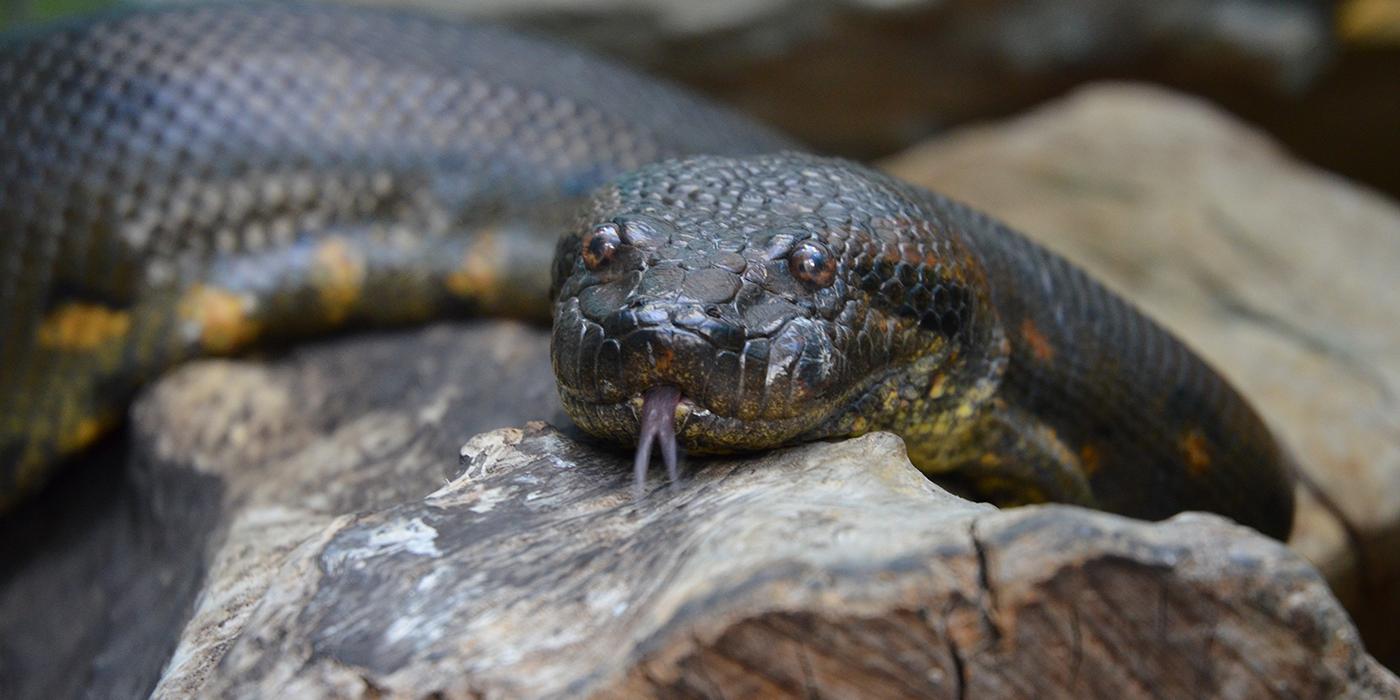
[550,152,1003,486]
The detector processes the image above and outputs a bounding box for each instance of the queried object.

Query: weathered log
[108,320,1392,698]
[145,414,1394,697]
[2,316,1394,698]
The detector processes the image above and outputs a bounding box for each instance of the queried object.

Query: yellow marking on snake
[446,232,500,302]
[926,372,949,399]
[1079,442,1103,476]
[179,284,261,354]
[59,415,112,454]
[312,237,367,323]
[36,303,131,351]
[1179,429,1212,476]
[977,475,1046,506]
[12,450,45,501]
[7,410,118,506]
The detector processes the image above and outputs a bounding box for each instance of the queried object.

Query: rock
[882,81,1400,669]
[143,413,1399,697]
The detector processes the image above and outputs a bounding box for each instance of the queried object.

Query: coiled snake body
[0,5,1294,538]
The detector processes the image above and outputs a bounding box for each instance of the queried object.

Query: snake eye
[789,241,837,288]
[581,223,621,270]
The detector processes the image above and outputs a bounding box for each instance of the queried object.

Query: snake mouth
[551,294,850,456]
[622,383,822,494]
[557,381,841,456]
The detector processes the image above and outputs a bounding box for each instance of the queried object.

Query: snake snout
[552,274,850,452]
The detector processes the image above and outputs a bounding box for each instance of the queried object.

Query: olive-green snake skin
[0,4,1294,538]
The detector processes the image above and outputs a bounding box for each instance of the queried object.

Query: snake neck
[802,270,1011,466]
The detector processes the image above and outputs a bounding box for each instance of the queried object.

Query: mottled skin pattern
[552,154,1295,539]
[0,6,1295,539]
[0,4,791,504]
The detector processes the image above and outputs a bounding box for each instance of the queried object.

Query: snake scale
[0,4,1294,539]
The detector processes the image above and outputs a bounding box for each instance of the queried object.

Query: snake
[0,4,1295,539]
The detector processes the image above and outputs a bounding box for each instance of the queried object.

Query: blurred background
[5,0,1396,199]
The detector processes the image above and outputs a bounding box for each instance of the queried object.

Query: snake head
[550,152,993,475]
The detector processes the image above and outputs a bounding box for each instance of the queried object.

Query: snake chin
[556,358,923,459]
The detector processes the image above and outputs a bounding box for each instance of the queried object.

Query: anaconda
[0,4,1295,539]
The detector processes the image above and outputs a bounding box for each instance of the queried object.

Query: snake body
[0,5,1294,538]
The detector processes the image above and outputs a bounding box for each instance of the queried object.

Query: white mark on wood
[469,487,509,514]
[455,427,526,482]
[417,569,444,593]
[365,517,442,558]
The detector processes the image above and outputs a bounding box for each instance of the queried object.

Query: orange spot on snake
[35,303,131,351]
[651,339,676,374]
[1079,443,1103,476]
[1020,318,1055,363]
[179,284,260,354]
[1179,429,1212,476]
[312,237,367,323]
[60,415,110,454]
[446,232,500,302]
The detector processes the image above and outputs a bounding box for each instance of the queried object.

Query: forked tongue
[634,385,682,497]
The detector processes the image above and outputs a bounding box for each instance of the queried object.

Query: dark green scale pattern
[0,4,792,503]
